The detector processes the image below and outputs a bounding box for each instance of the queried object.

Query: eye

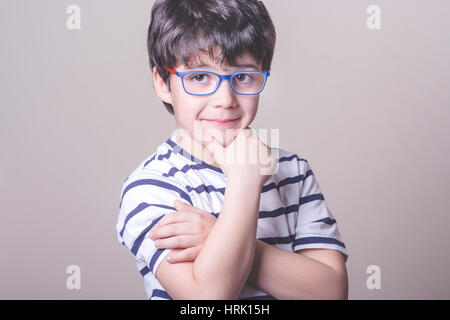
[189,73,209,82]
[234,73,252,82]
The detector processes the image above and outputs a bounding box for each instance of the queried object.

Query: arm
[153,208,348,299]
[153,209,347,299]
[247,156,348,300]
[248,242,348,299]
[156,177,262,299]
[155,128,273,299]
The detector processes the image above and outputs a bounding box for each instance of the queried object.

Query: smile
[202,118,240,127]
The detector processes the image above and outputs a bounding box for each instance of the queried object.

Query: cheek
[173,98,205,133]
[172,88,198,118]
[238,95,259,123]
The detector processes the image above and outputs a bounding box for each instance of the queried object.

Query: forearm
[248,240,348,299]
[192,177,262,299]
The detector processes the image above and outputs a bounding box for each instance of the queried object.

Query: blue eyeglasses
[164,66,270,96]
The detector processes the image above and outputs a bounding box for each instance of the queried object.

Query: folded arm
[151,194,348,299]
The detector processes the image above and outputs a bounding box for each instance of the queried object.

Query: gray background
[1,0,449,299]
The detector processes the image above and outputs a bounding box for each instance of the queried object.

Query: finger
[175,200,210,215]
[153,211,190,230]
[240,127,253,137]
[150,222,199,239]
[166,246,201,263]
[155,235,203,250]
[202,130,213,143]
[173,199,203,213]
[204,127,224,142]
[156,211,207,232]
[174,199,186,210]
[174,199,195,211]
[203,134,224,162]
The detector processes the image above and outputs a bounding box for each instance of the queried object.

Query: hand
[149,199,217,263]
[203,127,277,188]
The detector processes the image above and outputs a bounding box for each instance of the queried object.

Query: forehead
[180,48,261,71]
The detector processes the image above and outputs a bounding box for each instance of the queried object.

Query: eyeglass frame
[163,66,270,96]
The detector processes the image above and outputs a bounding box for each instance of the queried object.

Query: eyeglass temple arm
[163,66,177,74]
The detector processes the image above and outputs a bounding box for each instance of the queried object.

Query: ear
[152,66,173,105]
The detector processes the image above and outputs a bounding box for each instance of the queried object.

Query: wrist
[226,174,264,191]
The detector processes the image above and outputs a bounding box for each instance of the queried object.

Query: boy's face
[154,48,262,148]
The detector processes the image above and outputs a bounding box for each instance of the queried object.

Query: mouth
[202,118,241,127]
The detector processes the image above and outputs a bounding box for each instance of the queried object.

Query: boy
[117,0,348,300]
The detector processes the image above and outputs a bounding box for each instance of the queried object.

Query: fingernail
[166,256,172,262]
[154,240,159,247]
[149,231,154,238]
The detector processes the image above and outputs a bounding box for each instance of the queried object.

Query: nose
[212,77,238,108]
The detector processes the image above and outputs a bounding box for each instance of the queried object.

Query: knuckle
[186,251,194,260]
[156,240,165,248]
[186,211,195,220]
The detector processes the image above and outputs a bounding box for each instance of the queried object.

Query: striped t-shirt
[116,133,348,300]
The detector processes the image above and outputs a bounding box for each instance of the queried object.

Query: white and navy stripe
[117,133,348,300]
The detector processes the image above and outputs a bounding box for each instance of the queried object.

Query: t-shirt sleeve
[293,158,349,262]
[116,172,194,276]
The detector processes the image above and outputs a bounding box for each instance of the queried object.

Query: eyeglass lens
[183,72,266,95]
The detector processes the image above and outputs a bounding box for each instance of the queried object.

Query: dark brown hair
[147,0,276,115]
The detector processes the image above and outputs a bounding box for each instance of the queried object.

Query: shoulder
[134,140,179,177]
[120,140,193,206]
[272,147,309,178]
[123,138,186,188]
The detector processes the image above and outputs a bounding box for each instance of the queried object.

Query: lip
[202,118,240,127]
